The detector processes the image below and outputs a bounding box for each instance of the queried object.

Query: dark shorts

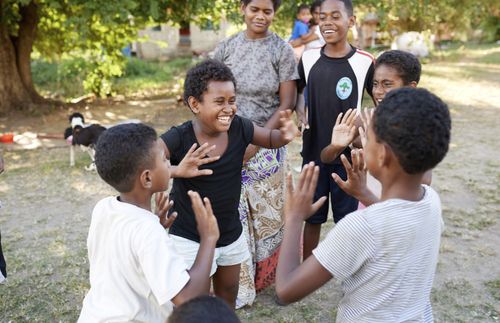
[305,161,358,224]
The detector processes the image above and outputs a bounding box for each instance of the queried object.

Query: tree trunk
[13,1,43,103]
[0,0,48,114]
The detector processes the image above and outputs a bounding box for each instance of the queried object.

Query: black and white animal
[64,112,106,170]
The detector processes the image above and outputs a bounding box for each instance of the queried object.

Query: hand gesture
[176,143,220,178]
[359,108,374,149]
[188,191,219,242]
[332,149,371,200]
[279,109,299,142]
[285,162,327,222]
[154,192,177,229]
[331,109,357,149]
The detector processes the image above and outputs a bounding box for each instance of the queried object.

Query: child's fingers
[197,169,214,176]
[335,112,343,126]
[339,154,353,175]
[311,196,327,215]
[197,155,220,165]
[203,197,214,216]
[286,172,294,196]
[358,149,366,170]
[186,143,199,156]
[351,150,359,173]
[196,143,216,158]
[346,109,356,126]
[163,212,177,229]
[306,165,320,195]
[298,162,313,192]
[331,173,349,192]
[188,190,205,217]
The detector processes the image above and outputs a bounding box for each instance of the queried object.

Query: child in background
[160,59,298,308]
[168,295,241,323]
[290,1,326,51]
[277,87,451,322]
[297,0,375,260]
[78,123,219,323]
[289,4,313,60]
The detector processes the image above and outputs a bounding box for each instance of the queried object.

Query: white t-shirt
[313,185,443,323]
[78,197,190,323]
[305,25,326,50]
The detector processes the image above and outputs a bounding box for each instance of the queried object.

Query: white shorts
[170,232,249,276]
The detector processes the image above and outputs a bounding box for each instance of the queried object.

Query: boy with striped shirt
[276,88,451,322]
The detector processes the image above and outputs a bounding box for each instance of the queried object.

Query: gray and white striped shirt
[313,185,443,323]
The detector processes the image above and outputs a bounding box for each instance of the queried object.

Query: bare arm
[171,191,219,306]
[244,80,297,162]
[276,163,332,304]
[252,110,298,149]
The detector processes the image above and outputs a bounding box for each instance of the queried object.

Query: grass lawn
[1,43,499,322]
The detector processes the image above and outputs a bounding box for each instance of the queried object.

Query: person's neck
[245,29,270,40]
[192,119,224,139]
[379,171,425,202]
[119,190,153,212]
[323,41,352,58]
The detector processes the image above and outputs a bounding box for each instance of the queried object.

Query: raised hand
[331,109,357,149]
[332,149,378,206]
[175,143,220,178]
[279,109,299,142]
[285,162,327,222]
[154,192,177,229]
[188,191,219,242]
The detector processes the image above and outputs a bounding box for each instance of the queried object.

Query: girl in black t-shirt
[160,59,298,308]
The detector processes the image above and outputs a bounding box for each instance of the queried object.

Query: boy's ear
[408,81,418,88]
[140,169,153,189]
[187,96,200,114]
[240,2,246,14]
[348,15,356,28]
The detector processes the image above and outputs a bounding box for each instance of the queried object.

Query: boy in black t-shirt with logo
[160,59,298,308]
[296,0,375,261]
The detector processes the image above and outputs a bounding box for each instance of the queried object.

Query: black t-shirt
[297,46,374,164]
[160,116,254,247]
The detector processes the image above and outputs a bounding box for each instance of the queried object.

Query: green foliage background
[3,0,499,98]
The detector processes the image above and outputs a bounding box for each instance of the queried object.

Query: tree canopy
[0,0,498,113]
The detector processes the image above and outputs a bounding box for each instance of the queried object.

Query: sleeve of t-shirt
[365,61,375,98]
[297,22,309,37]
[296,58,306,93]
[312,211,376,281]
[137,223,190,306]
[213,39,226,62]
[160,127,182,165]
[278,42,299,82]
[239,116,255,145]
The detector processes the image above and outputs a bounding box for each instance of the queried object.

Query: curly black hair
[183,59,236,108]
[241,0,281,11]
[321,0,353,16]
[167,295,240,323]
[373,87,451,174]
[297,3,310,14]
[95,123,157,193]
[376,50,422,85]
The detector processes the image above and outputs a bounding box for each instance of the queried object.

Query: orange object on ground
[0,133,14,143]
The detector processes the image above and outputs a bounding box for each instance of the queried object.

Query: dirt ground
[0,46,499,322]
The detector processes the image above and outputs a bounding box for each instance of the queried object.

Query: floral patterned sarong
[236,147,286,308]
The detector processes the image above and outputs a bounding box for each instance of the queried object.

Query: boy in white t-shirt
[276,88,451,322]
[78,123,219,323]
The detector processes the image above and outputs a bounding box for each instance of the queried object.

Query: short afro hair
[376,50,422,85]
[373,87,451,174]
[241,0,281,11]
[321,0,353,16]
[297,4,310,14]
[183,59,236,108]
[167,295,240,323]
[95,123,157,193]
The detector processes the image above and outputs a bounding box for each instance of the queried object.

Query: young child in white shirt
[78,123,219,323]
